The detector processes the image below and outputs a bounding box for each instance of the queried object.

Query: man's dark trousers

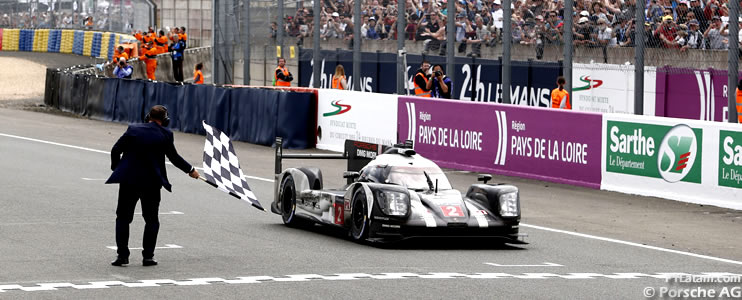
[173,59,184,82]
[115,184,162,259]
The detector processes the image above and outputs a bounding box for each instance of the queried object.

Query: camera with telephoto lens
[434,70,442,77]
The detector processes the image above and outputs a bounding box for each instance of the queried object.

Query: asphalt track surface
[2,107,742,299]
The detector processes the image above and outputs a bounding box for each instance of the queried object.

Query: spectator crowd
[272,0,742,57]
[1,10,133,32]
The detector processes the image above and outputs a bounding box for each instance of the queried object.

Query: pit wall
[0,28,135,60]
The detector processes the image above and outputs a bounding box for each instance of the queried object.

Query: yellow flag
[290,46,296,58]
[276,46,282,58]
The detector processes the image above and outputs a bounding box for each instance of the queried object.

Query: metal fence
[152,0,211,47]
[0,0,155,33]
[3,0,739,122]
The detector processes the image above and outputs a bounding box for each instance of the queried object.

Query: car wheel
[350,188,369,241]
[281,175,302,227]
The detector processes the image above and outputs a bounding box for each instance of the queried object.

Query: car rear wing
[273,137,413,200]
[274,137,386,171]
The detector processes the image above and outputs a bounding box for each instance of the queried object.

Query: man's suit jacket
[106,122,193,192]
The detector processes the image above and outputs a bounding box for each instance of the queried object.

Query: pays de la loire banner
[571,63,656,115]
[655,68,742,122]
[397,96,603,189]
[602,113,742,209]
[316,89,397,152]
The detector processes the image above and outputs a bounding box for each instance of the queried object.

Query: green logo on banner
[606,121,702,183]
[719,130,742,188]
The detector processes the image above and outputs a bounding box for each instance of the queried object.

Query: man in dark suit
[106,105,200,267]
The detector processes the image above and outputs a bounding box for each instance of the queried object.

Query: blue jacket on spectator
[169,40,186,61]
[113,65,133,79]
[366,27,380,40]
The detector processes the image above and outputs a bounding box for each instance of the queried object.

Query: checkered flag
[200,121,264,211]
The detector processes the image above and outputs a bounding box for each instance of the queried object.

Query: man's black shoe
[111,257,129,266]
[142,258,158,266]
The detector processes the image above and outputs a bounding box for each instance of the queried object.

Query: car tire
[280,175,303,227]
[350,188,369,241]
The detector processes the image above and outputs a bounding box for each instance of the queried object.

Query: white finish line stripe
[134,211,184,215]
[106,244,183,250]
[521,223,742,266]
[1,272,740,292]
[486,262,563,267]
[5,132,742,267]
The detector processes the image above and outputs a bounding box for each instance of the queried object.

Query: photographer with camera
[113,57,133,79]
[431,64,452,99]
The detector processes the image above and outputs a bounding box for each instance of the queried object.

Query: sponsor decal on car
[606,121,702,183]
[719,130,742,189]
[439,205,463,217]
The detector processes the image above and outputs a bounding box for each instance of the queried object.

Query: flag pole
[199,176,267,212]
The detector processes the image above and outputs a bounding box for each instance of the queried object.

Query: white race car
[271,139,525,243]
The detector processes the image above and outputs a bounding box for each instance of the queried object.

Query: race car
[271,138,525,244]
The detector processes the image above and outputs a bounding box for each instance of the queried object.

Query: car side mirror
[343,171,361,180]
[477,174,492,184]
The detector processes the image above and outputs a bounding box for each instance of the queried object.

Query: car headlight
[377,191,409,216]
[499,192,519,217]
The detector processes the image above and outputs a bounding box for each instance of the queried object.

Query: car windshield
[387,166,452,191]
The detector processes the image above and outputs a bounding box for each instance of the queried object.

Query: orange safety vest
[139,48,158,80]
[134,32,143,42]
[194,70,204,84]
[143,32,155,44]
[332,75,345,89]
[736,88,742,123]
[179,33,187,42]
[413,72,431,97]
[154,35,169,54]
[114,51,129,62]
[551,87,571,109]
[275,66,291,87]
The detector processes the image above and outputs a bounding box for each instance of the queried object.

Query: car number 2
[335,204,344,225]
[440,205,463,217]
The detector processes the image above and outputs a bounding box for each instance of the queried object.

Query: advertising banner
[316,89,398,152]
[718,130,742,189]
[572,63,656,115]
[655,68,742,122]
[602,114,742,209]
[397,96,603,188]
[299,49,561,107]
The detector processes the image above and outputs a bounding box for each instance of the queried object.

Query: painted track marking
[4,132,742,266]
[520,224,742,266]
[106,244,183,250]
[1,272,740,293]
[486,262,563,267]
[134,211,184,215]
